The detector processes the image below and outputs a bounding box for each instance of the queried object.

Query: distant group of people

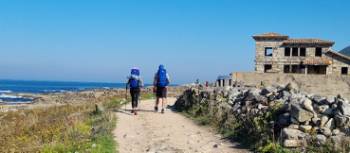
[126,65,170,115]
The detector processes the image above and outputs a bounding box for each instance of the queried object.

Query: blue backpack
[157,66,169,87]
[130,68,140,88]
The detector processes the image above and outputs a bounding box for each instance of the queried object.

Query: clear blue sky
[0,0,349,84]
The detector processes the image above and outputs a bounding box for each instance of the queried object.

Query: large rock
[324,118,336,130]
[320,116,329,127]
[316,134,327,144]
[285,82,299,93]
[339,101,350,116]
[283,139,303,148]
[299,125,312,132]
[291,104,314,123]
[334,114,350,130]
[282,128,306,139]
[243,89,260,101]
[320,127,332,137]
[312,95,327,105]
[302,98,314,113]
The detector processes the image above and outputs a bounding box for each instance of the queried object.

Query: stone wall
[230,72,350,100]
[174,84,350,151]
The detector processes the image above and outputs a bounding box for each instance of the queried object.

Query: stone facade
[215,75,232,87]
[253,32,350,75]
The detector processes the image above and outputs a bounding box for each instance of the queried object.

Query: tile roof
[302,57,332,65]
[283,39,334,46]
[252,32,289,40]
[326,49,350,61]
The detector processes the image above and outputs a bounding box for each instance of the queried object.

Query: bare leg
[155,98,160,111]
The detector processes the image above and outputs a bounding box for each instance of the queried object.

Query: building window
[264,64,272,72]
[315,47,322,57]
[292,47,298,56]
[265,47,273,56]
[284,65,290,73]
[291,65,299,73]
[341,67,348,75]
[285,47,291,56]
[300,48,306,56]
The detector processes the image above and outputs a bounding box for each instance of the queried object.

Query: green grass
[0,98,122,153]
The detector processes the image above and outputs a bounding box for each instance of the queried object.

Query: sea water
[0,80,127,104]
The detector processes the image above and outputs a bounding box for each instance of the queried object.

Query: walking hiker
[153,64,170,114]
[126,67,144,115]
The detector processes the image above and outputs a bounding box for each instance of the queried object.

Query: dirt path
[113,98,250,153]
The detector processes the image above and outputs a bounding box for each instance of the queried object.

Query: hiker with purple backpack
[126,67,144,115]
[153,65,170,114]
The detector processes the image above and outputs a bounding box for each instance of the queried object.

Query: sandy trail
[114,98,250,153]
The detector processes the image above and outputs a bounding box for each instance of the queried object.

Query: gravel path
[114,98,250,153]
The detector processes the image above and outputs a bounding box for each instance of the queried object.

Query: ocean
[0,80,127,104]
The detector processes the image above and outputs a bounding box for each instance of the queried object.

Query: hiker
[126,67,144,115]
[153,64,170,113]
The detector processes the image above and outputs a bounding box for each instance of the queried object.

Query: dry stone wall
[174,84,350,151]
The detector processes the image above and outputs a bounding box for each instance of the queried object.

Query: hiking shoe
[134,111,137,115]
[154,106,158,112]
[161,109,164,114]
[131,110,134,114]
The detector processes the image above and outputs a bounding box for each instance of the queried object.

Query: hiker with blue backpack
[153,65,170,114]
[126,67,144,115]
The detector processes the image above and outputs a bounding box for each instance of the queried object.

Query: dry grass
[0,100,118,152]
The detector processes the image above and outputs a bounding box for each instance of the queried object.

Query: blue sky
[0,0,349,84]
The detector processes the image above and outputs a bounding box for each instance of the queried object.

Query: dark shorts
[156,87,167,98]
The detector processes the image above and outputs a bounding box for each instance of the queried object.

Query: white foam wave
[0,94,21,99]
[0,90,12,93]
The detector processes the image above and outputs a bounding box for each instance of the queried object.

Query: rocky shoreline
[174,83,350,152]
[0,86,186,112]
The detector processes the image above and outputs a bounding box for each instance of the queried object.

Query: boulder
[320,116,329,127]
[243,89,260,101]
[285,82,299,93]
[260,86,276,96]
[316,134,327,144]
[283,139,303,148]
[288,124,299,129]
[299,125,312,132]
[282,128,306,139]
[311,117,321,126]
[320,127,332,137]
[324,118,336,130]
[291,104,314,123]
[302,98,314,113]
[312,95,326,105]
[334,114,350,130]
[315,105,333,115]
[339,101,350,116]
[332,129,340,136]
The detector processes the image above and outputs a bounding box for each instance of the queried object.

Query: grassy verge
[0,98,123,153]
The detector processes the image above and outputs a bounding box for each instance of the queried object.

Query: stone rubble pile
[175,83,350,149]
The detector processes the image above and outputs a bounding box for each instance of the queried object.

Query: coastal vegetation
[0,91,154,153]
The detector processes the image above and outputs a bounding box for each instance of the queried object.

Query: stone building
[253,32,350,75]
[216,75,232,87]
